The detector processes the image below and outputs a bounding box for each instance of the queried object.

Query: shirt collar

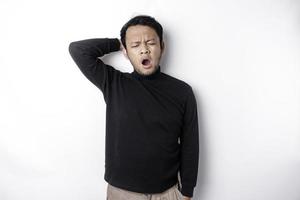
[131,65,161,80]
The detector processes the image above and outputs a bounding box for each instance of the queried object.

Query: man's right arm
[68,38,121,102]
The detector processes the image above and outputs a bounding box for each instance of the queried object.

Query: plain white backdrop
[1,0,300,199]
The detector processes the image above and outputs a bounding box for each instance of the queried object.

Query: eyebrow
[146,39,156,42]
[130,39,156,44]
[131,41,141,44]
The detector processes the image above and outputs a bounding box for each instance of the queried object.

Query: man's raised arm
[68,38,121,102]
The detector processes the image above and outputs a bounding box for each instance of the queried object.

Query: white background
[1,0,300,200]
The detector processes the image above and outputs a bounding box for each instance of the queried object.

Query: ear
[161,41,165,54]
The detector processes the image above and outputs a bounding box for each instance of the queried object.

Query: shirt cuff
[181,184,195,198]
[109,38,121,52]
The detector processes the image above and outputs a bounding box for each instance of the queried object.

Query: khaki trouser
[106,183,184,200]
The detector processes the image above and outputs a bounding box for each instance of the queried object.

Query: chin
[133,63,157,75]
[143,65,156,73]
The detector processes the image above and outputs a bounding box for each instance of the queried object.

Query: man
[68,15,199,200]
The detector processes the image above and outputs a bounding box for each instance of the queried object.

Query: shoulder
[160,72,194,92]
[160,72,197,109]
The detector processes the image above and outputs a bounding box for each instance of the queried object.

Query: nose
[140,45,150,54]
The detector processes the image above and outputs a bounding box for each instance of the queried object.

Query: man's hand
[118,39,124,51]
[182,195,191,200]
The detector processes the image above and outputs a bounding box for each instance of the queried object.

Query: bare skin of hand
[118,39,124,51]
[183,196,191,200]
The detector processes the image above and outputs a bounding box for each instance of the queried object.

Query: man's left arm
[179,85,199,199]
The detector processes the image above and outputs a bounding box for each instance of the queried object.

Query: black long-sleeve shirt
[68,38,199,198]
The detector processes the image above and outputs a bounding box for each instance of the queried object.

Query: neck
[131,65,161,80]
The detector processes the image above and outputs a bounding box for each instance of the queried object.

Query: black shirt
[68,38,199,198]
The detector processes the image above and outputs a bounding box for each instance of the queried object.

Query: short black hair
[120,15,163,49]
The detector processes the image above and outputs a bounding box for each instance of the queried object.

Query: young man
[68,15,199,200]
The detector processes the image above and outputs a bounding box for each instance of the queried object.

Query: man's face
[123,25,164,76]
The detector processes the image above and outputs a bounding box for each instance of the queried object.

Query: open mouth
[142,59,151,66]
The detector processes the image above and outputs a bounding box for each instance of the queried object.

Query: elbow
[68,41,76,55]
[68,41,83,57]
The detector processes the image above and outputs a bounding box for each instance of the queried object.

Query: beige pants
[106,183,184,200]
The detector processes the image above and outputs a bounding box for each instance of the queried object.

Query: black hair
[120,15,163,49]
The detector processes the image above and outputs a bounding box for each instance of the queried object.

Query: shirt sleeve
[68,38,121,103]
[179,85,199,198]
